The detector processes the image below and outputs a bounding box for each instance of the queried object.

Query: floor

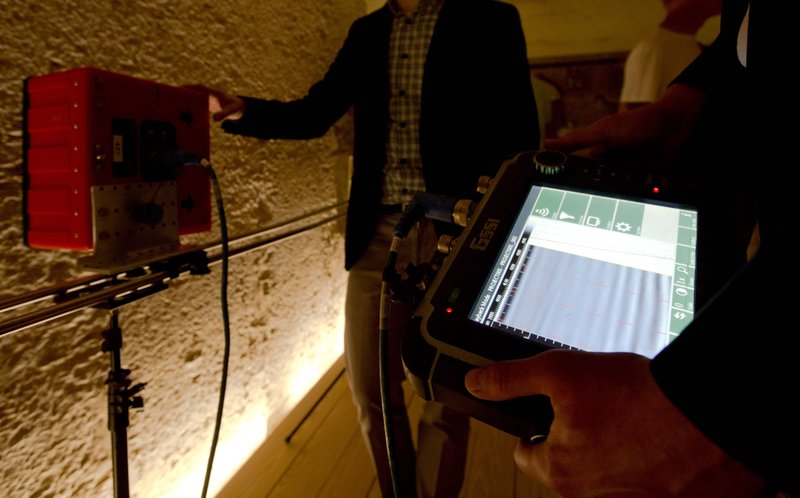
[217,357,559,498]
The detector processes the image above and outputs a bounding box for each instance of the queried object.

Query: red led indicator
[652,186,660,194]
[446,307,454,314]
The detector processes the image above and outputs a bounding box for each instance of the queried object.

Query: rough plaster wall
[510,0,664,60]
[0,1,362,496]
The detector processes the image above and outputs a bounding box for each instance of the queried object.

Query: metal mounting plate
[81,182,181,272]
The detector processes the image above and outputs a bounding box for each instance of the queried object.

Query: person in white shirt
[619,0,721,112]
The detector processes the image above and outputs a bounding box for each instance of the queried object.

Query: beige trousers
[345,214,470,497]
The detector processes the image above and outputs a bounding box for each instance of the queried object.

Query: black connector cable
[198,159,230,498]
[392,192,458,239]
[379,192,468,498]
[379,236,403,498]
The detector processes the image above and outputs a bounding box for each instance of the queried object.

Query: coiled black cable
[379,240,402,498]
[199,159,230,498]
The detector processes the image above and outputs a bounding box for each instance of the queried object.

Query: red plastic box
[24,67,211,251]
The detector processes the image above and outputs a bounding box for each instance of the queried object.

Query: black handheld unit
[402,150,700,442]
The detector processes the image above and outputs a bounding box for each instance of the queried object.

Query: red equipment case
[24,67,211,251]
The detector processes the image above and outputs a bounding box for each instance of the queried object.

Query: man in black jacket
[466,1,797,495]
[203,1,539,495]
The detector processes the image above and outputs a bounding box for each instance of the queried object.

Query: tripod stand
[101,309,146,498]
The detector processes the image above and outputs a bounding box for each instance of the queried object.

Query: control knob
[533,150,567,176]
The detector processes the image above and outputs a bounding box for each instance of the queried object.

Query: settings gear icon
[615,221,632,233]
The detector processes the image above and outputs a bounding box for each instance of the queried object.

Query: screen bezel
[419,151,700,363]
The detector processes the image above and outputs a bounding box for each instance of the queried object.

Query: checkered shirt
[382,0,444,205]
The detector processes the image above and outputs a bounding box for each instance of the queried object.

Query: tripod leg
[103,310,130,498]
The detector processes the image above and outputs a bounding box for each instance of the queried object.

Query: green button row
[531,188,645,235]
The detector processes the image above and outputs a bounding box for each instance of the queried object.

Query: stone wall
[0,1,360,496]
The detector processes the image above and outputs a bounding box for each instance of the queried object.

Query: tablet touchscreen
[468,184,697,358]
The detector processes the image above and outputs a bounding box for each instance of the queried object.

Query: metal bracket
[81,182,181,272]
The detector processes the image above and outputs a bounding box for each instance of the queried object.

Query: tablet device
[402,150,700,440]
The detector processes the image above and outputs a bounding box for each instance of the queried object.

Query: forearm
[545,83,707,159]
[647,82,708,150]
[221,95,344,140]
[222,18,362,140]
[651,249,797,494]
